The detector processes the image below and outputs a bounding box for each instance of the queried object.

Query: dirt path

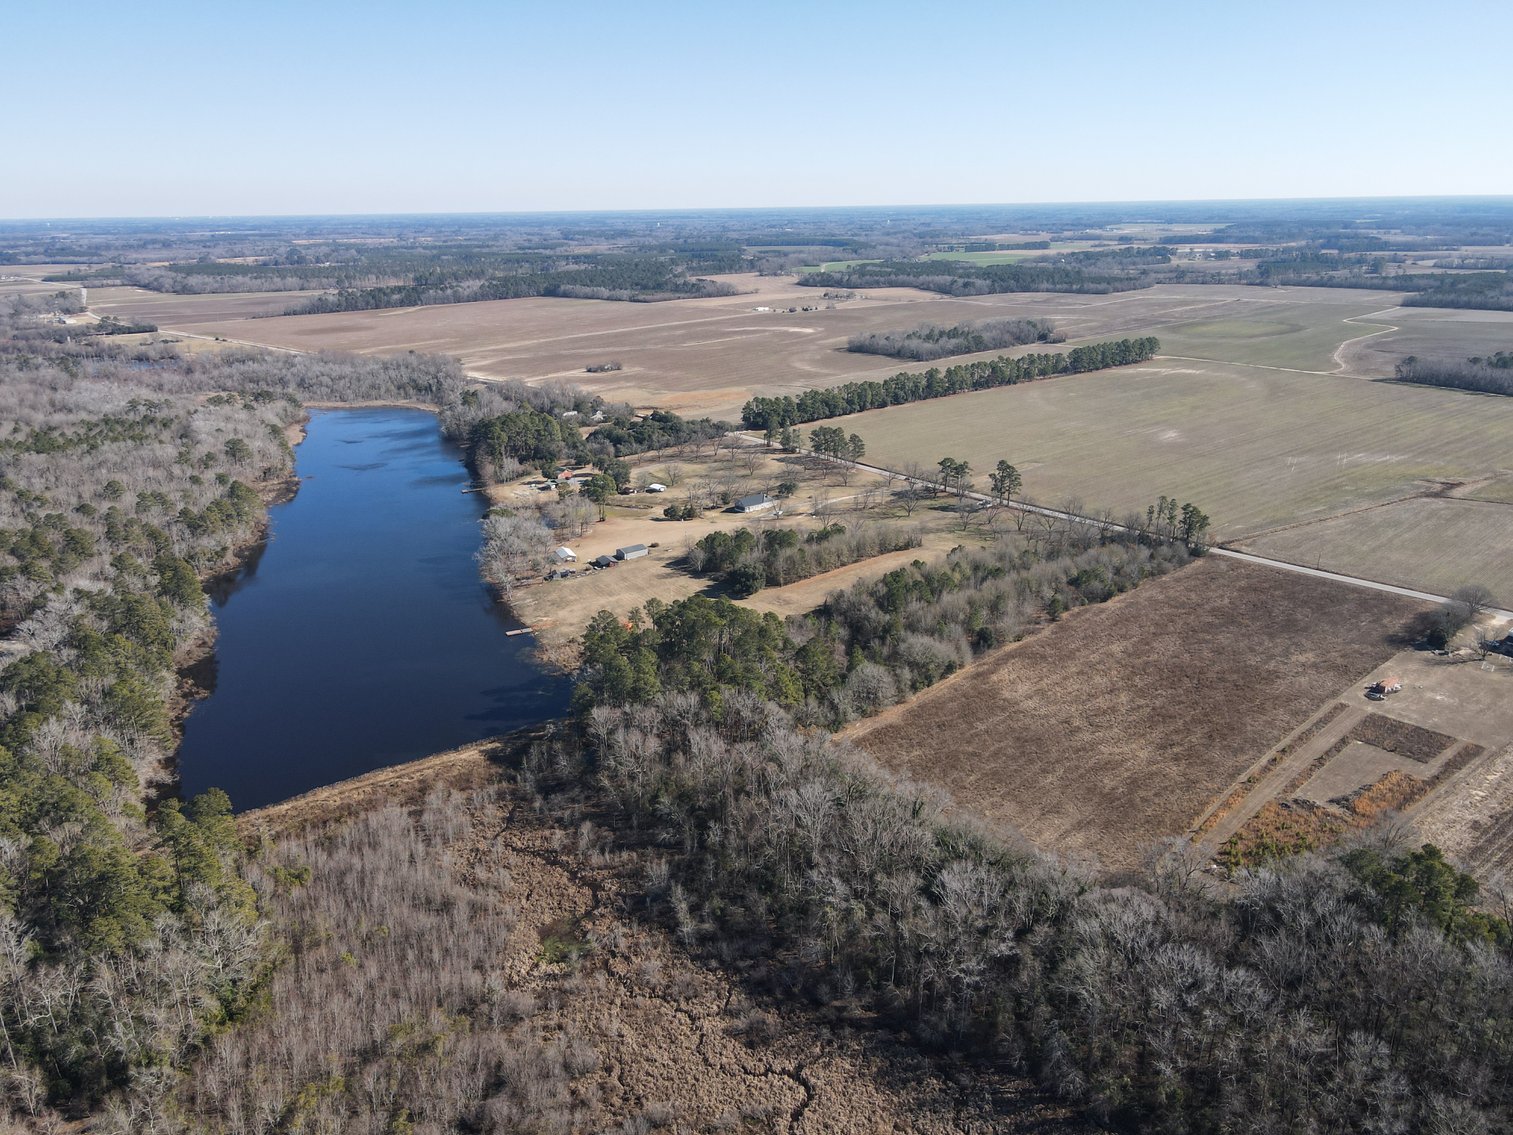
[1332,308,1402,374]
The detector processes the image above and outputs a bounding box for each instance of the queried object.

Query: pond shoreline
[173,406,571,810]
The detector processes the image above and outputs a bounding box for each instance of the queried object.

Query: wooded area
[741,337,1161,429]
[847,317,1061,361]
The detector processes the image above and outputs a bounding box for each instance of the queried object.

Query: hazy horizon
[6,193,1513,227]
[10,0,1511,219]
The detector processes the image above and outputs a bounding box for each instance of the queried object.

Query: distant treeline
[1395,354,1513,396]
[285,256,743,314]
[847,317,1060,361]
[686,523,923,597]
[1248,255,1513,310]
[1401,270,1513,311]
[798,258,1147,297]
[961,239,1051,251]
[741,336,1160,429]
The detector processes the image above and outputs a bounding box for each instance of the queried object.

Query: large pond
[177,407,571,810]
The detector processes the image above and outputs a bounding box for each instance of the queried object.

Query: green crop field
[1157,301,1401,372]
[825,358,1513,597]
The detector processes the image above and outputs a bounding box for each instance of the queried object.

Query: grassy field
[1238,497,1513,599]
[1338,305,1513,374]
[844,556,1422,872]
[1158,296,1402,371]
[822,358,1513,552]
[917,244,1109,264]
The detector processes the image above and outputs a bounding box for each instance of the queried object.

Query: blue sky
[6,0,1510,218]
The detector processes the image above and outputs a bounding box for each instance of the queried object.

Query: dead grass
[844,556,1424,872]
[1347,713,1457,763]
[230,741,1089,1133]
[1193,702,1350,836]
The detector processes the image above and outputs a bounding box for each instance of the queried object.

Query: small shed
[734,492,776,513]
[592,554,615,569]
[552,547,577,564]
[615,544,649,561]
[1368,676,1403,700]
[645,483,667,493]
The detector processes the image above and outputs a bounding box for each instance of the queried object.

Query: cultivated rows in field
[844,557,1422,872]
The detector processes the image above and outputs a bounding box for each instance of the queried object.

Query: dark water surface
[177,408,570,810]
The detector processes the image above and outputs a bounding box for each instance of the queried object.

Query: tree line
[847,317,1061,361]
[685,523,923,597]
[578,523,1193,729]
[1395,353,1513,397]
[462,405,731,483]
[799,258,1149,297]
[741,337,1161,429]
[285,255,743,315]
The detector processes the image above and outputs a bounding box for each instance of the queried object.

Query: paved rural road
[754,437,1513,622]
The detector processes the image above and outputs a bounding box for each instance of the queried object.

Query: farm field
[1157,294,1403,372]
[87,284,330,324]
[121,279,1417,421]
[1238,496,1513,599]
[1337,304,1513,374]
[918,243,1111,264]
[843,556,1424,872]
[822,358,1513,590]
[1200,644,1513,874]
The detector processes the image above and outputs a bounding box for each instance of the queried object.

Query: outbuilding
[615,544,649,561]
[733,492,777,513]
[552,547,577,564]
[592,554,615,569]
[645,483,667,493]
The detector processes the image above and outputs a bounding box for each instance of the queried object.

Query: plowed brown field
[843,556,1425,872]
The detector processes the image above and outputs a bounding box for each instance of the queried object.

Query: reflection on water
[176,408,570,810]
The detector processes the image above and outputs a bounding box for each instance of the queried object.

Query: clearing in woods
[843,556,1425,873]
